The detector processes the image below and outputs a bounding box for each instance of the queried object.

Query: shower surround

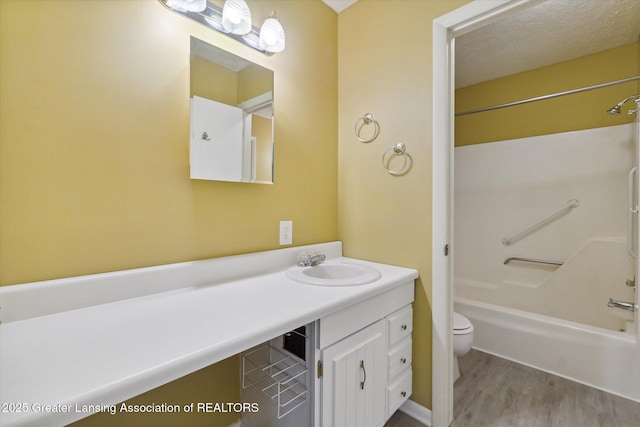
[454,123,636,332]
[454,122,639,401]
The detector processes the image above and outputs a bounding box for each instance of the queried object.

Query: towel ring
[382,143,411,176]
[354,113,380,143]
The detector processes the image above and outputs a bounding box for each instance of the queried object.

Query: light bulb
[229,13,242,25]
[264,32,277,47]
[259,16,285,53]
[222,0,252,35]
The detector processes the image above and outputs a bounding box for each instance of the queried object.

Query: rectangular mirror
[190,37,274,184]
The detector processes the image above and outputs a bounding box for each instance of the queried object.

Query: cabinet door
[190,96,246,182]
[321,319,385,427]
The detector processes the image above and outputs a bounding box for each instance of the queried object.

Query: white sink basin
[286,262,381,286]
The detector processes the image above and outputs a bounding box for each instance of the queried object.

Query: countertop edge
[0,244,419,427]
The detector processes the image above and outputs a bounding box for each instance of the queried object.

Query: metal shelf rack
[241,331,308,419]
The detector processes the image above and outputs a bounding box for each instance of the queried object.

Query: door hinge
[317,361,323,378]
[444,244,449,256]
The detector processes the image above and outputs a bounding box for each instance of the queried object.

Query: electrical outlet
[280,221,292,245]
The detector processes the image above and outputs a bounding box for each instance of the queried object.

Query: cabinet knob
[401,391,407,397]
[401,324,407,330]
[401,357,407,364]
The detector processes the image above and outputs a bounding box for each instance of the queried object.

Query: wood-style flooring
[385,410,426,427]
[384,349,640,427]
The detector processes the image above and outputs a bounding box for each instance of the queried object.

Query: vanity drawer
[388,338,412,381]
[319,282,413,349]
[387,369,412,418]
[387,305,412,347]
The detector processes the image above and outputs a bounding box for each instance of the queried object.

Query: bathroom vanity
[0,242,417,427]
[316,286,414,427]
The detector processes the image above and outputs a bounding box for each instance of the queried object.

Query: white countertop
[0,242,418,426]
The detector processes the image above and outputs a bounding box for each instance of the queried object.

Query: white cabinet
[315,281,414,427]
[190,96,251,182]
[321,319,386,427]
[385,305,413,418]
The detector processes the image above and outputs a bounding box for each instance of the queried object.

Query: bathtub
[454,296,640,402]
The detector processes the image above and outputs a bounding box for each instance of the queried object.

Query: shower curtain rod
[455,75,640,117]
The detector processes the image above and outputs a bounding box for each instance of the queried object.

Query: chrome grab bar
[607,298,636,312]
[628,167,637,259]
[502,199,579,246]
[503,257,563,266]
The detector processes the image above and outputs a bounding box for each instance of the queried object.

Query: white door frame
[431,1,540,426]
[635,112,640,341]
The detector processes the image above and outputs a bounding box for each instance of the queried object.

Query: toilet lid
[453,312,472,331]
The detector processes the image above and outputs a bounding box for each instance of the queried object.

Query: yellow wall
[238,63,273,103]
[191,57,272,105]
[192,55,240,105]
[0,0,337,425]
[252,115,273,182]
[0,0,337,285]
[69,355,240,427]
[337,0,471,410]
[455,42,639,146]
[191,56,240,104]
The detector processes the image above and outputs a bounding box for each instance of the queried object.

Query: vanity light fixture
[158,0,285,55]
[222,0,252,35]
[259,12,285,53]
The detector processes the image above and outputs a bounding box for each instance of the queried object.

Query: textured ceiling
[321,0,640,89]
[455,0,640,88]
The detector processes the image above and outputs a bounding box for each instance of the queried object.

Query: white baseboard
[399,399,432,426]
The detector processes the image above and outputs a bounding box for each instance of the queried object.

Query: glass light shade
[166,0,207,12]
[259,18,285,53]
[222,0,252,35]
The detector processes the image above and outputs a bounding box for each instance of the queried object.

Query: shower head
[607,95,640,115]
[607,105,622,115]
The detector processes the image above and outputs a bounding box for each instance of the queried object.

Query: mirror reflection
[190,37,274,184]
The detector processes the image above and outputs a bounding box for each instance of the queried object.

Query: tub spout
[607,298,637,312]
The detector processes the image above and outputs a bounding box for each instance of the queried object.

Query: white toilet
[453,312,474,382]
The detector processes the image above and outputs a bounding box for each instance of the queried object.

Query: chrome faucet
[607,298,637,312]
[297,252,326,267]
